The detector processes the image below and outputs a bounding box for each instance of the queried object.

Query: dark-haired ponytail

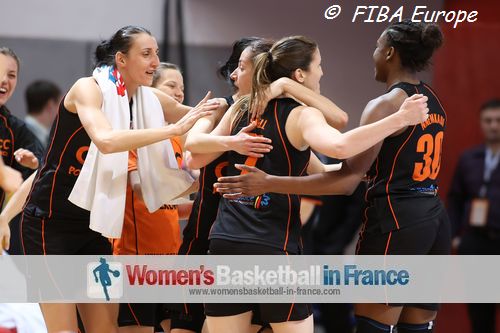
[93,25,152,68]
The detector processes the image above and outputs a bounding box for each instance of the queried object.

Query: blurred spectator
[24,80,61,147]
[448,98,500,333]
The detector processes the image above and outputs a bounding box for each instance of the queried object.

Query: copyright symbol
[324,5,342,20]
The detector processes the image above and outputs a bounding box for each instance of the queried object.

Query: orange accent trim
[20,213,26,255]
[274,102,291,176]
[128,303,141,325]
[384,232,392,255]
[386,125,416,230]
[49,126,84,218]
[0,114,15,165]
[41,218,46,255]
[366,157,379,200]
[423,83,447,121]
[274,102,293,251]
[184,303,189,314]
[195,167,207,239]
[356,196,370,255]
[185,239,194,256]
[287,303,295,321]
[299,160,309,176]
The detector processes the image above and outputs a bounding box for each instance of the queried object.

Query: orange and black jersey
[210,98,309,254]
[178,152,228,255]
[365,82,446,232]
[24,97,90,221]
[179,96,235,255]
[0,106,44,207]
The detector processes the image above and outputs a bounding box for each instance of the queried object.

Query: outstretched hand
[174,91,218,136]
[213,164,269,199]
[231,122,273,157]
[14,148,39,170]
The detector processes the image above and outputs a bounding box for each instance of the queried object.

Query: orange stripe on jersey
[0,114,15,165]
[299,160,309,176]
[386,86,419,230]
[366,157,379,201]
[386,125,416,230]
[423,83,447,121]
[287,303,295,321]
[196,167,207,239]
[274,101,293,252]
[384,231,392,255]
[127,303,141,325]
[49,126,84,218]
[20,213,26,255]
[41,218,46,255]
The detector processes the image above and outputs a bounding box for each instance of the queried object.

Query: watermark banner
[0,255,497,303]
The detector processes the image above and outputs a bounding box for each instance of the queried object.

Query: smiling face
[230,46,254,96]
[154,68,185,103]
[117,32,160,87]
[0,54,19,107]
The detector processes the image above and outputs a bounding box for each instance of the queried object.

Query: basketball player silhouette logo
[92,257,121,301]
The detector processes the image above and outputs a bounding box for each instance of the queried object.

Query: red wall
[433,0,500,200]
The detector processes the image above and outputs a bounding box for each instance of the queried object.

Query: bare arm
[184,104,272,157]
[66,78,213,154]
[0,171,37,250]
[185,107,234,169]
[213,92,424,198]
[298,94,428,159]
[273,77,348,129]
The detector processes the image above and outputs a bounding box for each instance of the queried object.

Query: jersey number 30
[413,131,444,181]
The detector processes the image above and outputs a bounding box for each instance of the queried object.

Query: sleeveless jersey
[24,97,91,221]
[210,98,310,253]
[365,82,446,232]
[178,96,234,255]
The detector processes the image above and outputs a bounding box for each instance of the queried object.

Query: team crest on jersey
[254,194,271,209]
[232,193,271,210]
[108,67,126,97]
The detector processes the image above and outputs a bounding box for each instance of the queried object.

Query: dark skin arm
[213,89,408,198]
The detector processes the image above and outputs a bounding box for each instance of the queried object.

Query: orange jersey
[113,137,183,255]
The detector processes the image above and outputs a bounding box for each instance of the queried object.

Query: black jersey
[0,106,44,207]
[365,82,446,232]
[179,96,235,255]
[210,98,310,254]
[24,98,91,221]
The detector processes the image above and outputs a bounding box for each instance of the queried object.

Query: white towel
[69,66,194,238]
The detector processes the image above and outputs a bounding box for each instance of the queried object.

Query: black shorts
[356,207,451,255]
[20,212,112,255]
[356,207,450,312]
[204,239,312,323]
[170,303,206,332]
[118,303,171,328]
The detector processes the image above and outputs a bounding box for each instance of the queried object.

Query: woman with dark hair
[212,21,447,333]
[354,20,448,333]
[2,26,214,332]
[186,35,428,333]
[171,37,275,333]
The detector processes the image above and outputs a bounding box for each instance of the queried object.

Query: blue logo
[87,258,123,301]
